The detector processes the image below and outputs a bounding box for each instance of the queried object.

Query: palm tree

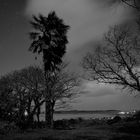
[29,11,69,127]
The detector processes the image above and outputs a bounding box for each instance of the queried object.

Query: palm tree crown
[29,11,69,72]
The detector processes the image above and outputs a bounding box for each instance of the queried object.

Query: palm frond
[29,32,40,40]
[30,21,43,31]
[32,15,41,23]
[29,11,70,72]
[29,40,43,53]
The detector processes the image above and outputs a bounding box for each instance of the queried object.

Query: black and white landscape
[0,0,140,140]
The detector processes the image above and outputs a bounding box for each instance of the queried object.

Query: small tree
[82,25,140,94]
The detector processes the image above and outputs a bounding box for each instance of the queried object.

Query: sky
[0,0,140,111]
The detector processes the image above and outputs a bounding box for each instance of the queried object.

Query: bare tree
[19,66,45,124]
[0,66,45,127]
[122,0,140,10]
[0,64,80,128]
[82,25,140,94]
[42,63,81,127]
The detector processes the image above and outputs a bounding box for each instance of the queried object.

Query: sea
[36,111,124,121]
[53,112,115,120]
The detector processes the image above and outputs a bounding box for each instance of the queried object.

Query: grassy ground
[0,118,140,140]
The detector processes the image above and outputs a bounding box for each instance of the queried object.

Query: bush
[78,117,83,122]
[69,119,78,125]
[133,111,140,121]
[118,121,140,135]
[124,117,134,122]
[110,135,140,140]
[53,119,69,129]
[107,116,121,125]
[53,119,77,130]
[0,121,19,135]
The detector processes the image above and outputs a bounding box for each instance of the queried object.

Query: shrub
[133,111,140,121]
[107,116,121,125]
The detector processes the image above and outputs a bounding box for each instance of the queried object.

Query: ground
[0,118,140,140]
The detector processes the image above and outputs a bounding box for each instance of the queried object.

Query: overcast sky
[0,0,140,110]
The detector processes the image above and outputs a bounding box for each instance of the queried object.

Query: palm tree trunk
[50,101,55,128]
[45,101,53,127]
[45,101,55,128]
[43,51,54,128]
[44,70,53,128]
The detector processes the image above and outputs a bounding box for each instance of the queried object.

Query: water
[37,112,117,121]
[54,113,115,120]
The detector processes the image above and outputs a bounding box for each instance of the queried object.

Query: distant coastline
[37,110,137,121]
[54,110,121,114]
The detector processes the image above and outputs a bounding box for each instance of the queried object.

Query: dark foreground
[0,117,140,140]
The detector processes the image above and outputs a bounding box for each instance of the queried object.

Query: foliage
[0,64,80,128]
[0,66,45,125]
[0,74,17,121]
[29,11,70,72]
[133,111,140,120]
[29,11,70,127]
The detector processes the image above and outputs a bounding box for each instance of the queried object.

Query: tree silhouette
[122,0,140,11]
[0,64,79,128]
[82,25,140,95]
[29,11,69,127]
[44,63,80,126]
[29,11,69,71]
[0,66,45,127]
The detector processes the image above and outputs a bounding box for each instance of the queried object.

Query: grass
[0,118,140,140]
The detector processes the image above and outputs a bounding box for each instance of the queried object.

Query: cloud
[73,80,140,110]
[73,91,140,110]
[80,81,119,97]
[24,1,140,110]
[25,0,133,51]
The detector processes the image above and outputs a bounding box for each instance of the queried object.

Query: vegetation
[0,116,140,140]
[0,2,140,139]
[29,11,69,127]
[82,24,140,94]
[0,64,79,128]
[0,66,45,127]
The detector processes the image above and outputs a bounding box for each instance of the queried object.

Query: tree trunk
[45,101,55,128]
[26,113,34,128]
[50,101,55,128]
[45,101,53,128]
[44,69,52,128]
[43,52,54,128]
[36,107,40,123]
